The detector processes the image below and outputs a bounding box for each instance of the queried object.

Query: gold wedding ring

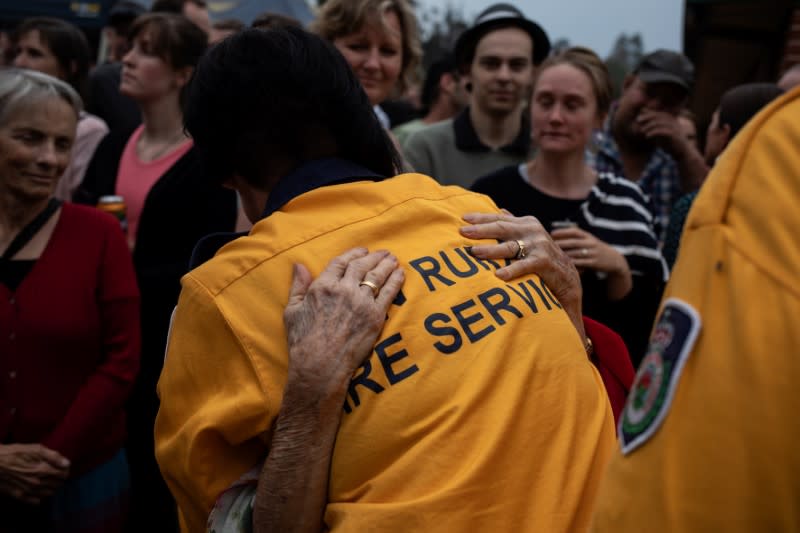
[359,279,380,298]
[581,248,588,257]
[515,239,527,260]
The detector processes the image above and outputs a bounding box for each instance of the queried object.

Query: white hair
[0,68,83,127]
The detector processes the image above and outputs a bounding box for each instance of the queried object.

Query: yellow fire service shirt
[156,170,615,532]
[591,88,800,531]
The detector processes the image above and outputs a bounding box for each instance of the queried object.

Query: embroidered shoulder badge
[619,298,701,454]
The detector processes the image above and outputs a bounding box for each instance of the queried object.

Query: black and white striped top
[472,163,669,360]
[472,163,668,282]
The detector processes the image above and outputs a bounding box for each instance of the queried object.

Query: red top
[585,316,636,425]
[0,203,141,475]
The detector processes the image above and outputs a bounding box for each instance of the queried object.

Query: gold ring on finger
[514,239,527,259]
[359,279,380,298]
[581,248,588,257]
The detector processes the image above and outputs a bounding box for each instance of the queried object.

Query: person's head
[677,108,698,149]
[704,82,784,165]
[121,13,207,108]
[613,49,693,149]
[151,0,210,34]
[250,12,302,30]
[106,1,146,61]
[209,18,244,45]
[184,27,401,220]
[420,55,468,117]
[454,4,549,119]
[530,46,612,157]
[312,0,422,106]
[0,69,81,204]
[13,17,91,99]
[777,63,800,92]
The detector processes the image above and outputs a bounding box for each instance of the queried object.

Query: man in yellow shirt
[155,27,615,532]
[592,87,800,530]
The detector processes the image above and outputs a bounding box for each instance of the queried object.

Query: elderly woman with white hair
[0,69,140,532]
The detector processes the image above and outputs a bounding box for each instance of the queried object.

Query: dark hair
[129,13,206,106]
[718,83,784,139]
[129,13,206,70]
[420,55,456,112]
[150,0,183,13]
[151,0,206,12]
[213,18,245,33]
[15,17,90,99]
[250,12,302,30]
[184,27,401,187]
[109,1,146,34]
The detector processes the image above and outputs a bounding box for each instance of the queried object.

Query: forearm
[559,293,586,344]
[673,142,709,192]
[606,271,633,302]
[253,379,347,533]
[605,253,633,302]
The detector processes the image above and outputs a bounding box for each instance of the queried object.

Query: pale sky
[416,0,684,58]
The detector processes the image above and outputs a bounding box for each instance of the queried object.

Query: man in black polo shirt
[403,3,549,188]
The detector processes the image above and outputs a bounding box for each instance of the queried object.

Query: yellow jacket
[591,88,800,531]
[156,171,615,532]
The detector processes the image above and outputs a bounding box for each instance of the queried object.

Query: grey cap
[634,49,694,91]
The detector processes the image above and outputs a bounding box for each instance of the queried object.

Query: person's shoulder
[185,231,268,296]
[471,164,520,192]
[77,112,109,136]
[392,118,423,136]
[61,202,124,237]
[596,171,649,201]
[404,119,454,147]
[90,62,122,77]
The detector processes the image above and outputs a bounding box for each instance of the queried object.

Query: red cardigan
[584,316,636,425]
[0,203,140,476]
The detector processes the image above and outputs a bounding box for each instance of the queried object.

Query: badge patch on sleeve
[619,298,701,454]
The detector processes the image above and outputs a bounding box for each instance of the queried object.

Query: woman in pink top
[74,13,238,532]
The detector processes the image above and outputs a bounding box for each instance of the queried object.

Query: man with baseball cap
[403,3,549,189]
[593,49,709,244]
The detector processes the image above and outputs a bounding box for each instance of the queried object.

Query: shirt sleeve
[205,463,262,533]
[155,274,275,533]
[401,129,435,176]
[55,115,109,201]
[42,215,140,461]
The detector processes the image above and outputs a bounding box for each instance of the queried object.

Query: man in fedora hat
[403,3,549,189]
[593,49,709,243]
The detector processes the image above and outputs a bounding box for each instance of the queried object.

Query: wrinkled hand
[284,248,405,401]
[550,227,628,274]
[460,212,584,339]
[0,443,70,504]
[637,109,686,154]
[551,227,632,301]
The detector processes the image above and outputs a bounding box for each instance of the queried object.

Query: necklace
[137,129,188,162]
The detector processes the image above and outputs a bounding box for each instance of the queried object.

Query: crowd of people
[0,0,796,532]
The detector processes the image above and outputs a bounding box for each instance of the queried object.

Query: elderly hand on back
[459,212,586,342]
[284,248,405,407]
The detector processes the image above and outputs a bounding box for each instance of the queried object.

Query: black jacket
[74,128,237,425]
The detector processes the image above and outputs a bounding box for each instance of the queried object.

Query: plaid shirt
[590,113,682,245]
